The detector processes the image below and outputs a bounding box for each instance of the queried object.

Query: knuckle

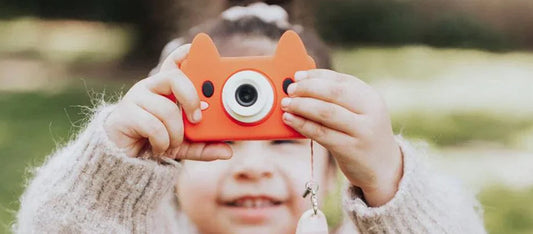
[172,128,185,146]
[315,69,331,78]
[147,121,166,137]
[306,122,327,139]
[160,72,174,83]
[186,98,200,111]
[162,104,180,120]
[296,80,312,95]
[176,143,189,158]
[342,137,358,148]
[118,101,136,115]
[318,105,335,120]
[125,83,150,100]
[294,116,308,130]
[186,145,203,160]
[328,84,345,100]
[359,126,376,144]
[314,125,329,139]
[181,92,200,110]
[289,98,301,110]
[196,146,209,161]
[123,88,140,101]
[169,68,183,78]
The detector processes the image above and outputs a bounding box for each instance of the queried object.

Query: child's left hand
[281,69,402,207]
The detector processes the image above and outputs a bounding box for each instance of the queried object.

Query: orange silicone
[178,30,316,141]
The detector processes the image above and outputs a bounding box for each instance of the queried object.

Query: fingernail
[192,109,202,122]
[287,83,297,96]
[283,112,294,123]
[281,97,291,110]
[294,71,308,81]
[220,148,233,159]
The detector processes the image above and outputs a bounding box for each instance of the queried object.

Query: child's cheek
[176,161,227,211]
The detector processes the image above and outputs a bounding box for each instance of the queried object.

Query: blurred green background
[1,0,533,233]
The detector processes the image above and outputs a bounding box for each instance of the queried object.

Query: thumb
[170,142,233,161]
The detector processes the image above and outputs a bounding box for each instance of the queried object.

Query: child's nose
[231,157,275,181]
[233,165,273,181]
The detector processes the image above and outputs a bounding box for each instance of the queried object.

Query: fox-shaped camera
[178,30,316,141]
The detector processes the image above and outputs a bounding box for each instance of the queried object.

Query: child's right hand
[104,44,233,161]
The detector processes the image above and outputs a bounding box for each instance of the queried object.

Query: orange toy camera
[178,30,316,141]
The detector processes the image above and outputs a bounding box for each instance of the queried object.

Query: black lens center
[235,84,258,107]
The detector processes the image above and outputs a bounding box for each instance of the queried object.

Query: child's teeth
[265,200,273,207]
[244,199,253,208]
[233,198,277,208]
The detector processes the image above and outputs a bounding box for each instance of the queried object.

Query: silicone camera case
[177,30,316,141]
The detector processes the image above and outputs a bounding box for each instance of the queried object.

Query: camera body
[179,30,316,141]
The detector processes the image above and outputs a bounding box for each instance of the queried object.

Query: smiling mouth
[224,197,283,208]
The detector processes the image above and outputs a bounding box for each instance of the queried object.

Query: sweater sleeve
[340,137,486,234]
[14,103,183,234]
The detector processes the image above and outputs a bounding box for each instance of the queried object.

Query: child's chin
[221,204,287,223]
[228,223,294,234]
[219,205,294,232]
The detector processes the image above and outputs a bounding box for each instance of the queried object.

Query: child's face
[176,139,331,234]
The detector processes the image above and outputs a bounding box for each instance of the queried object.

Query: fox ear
[274,30,310,63]
[187,33,220,63]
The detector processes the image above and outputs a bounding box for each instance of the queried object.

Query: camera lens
[235,84,258,107]
[222,70,274,123]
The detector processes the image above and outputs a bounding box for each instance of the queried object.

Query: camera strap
[295,140,328,234]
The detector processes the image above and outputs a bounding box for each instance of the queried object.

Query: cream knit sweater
[14,104,486,234]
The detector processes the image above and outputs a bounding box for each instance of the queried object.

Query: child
[14,3,485,234]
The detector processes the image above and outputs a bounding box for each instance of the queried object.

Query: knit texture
[14,104,183,233]
[339,137,486,234]
[14,104,486,233]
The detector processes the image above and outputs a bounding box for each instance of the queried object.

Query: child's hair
[151,1,331,75]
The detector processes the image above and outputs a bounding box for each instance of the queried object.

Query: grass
[480,187,533,234]
[392,111,533,147]
[0,85,124,231]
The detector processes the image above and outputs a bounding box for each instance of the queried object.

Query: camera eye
[235,84,258,107]
[282,78,293,95]
[202,81,214,98]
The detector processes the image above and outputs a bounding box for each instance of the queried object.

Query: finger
[287,78,375,115]
[306,69,371,93]
[131,90,184,148]
[281,97,361,136]
[282,112,352,148]
[172,142,233,161]
[294,69,345,81]
[127,104,170,155]
[159,44,191,72]
[144,69,202,124]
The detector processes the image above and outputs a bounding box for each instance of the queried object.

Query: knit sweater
[14,103,486,234]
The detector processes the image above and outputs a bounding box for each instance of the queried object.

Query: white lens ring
[222,70,274,123]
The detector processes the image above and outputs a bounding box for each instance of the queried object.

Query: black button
[282,78,293,95]
[202,81,214,97]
